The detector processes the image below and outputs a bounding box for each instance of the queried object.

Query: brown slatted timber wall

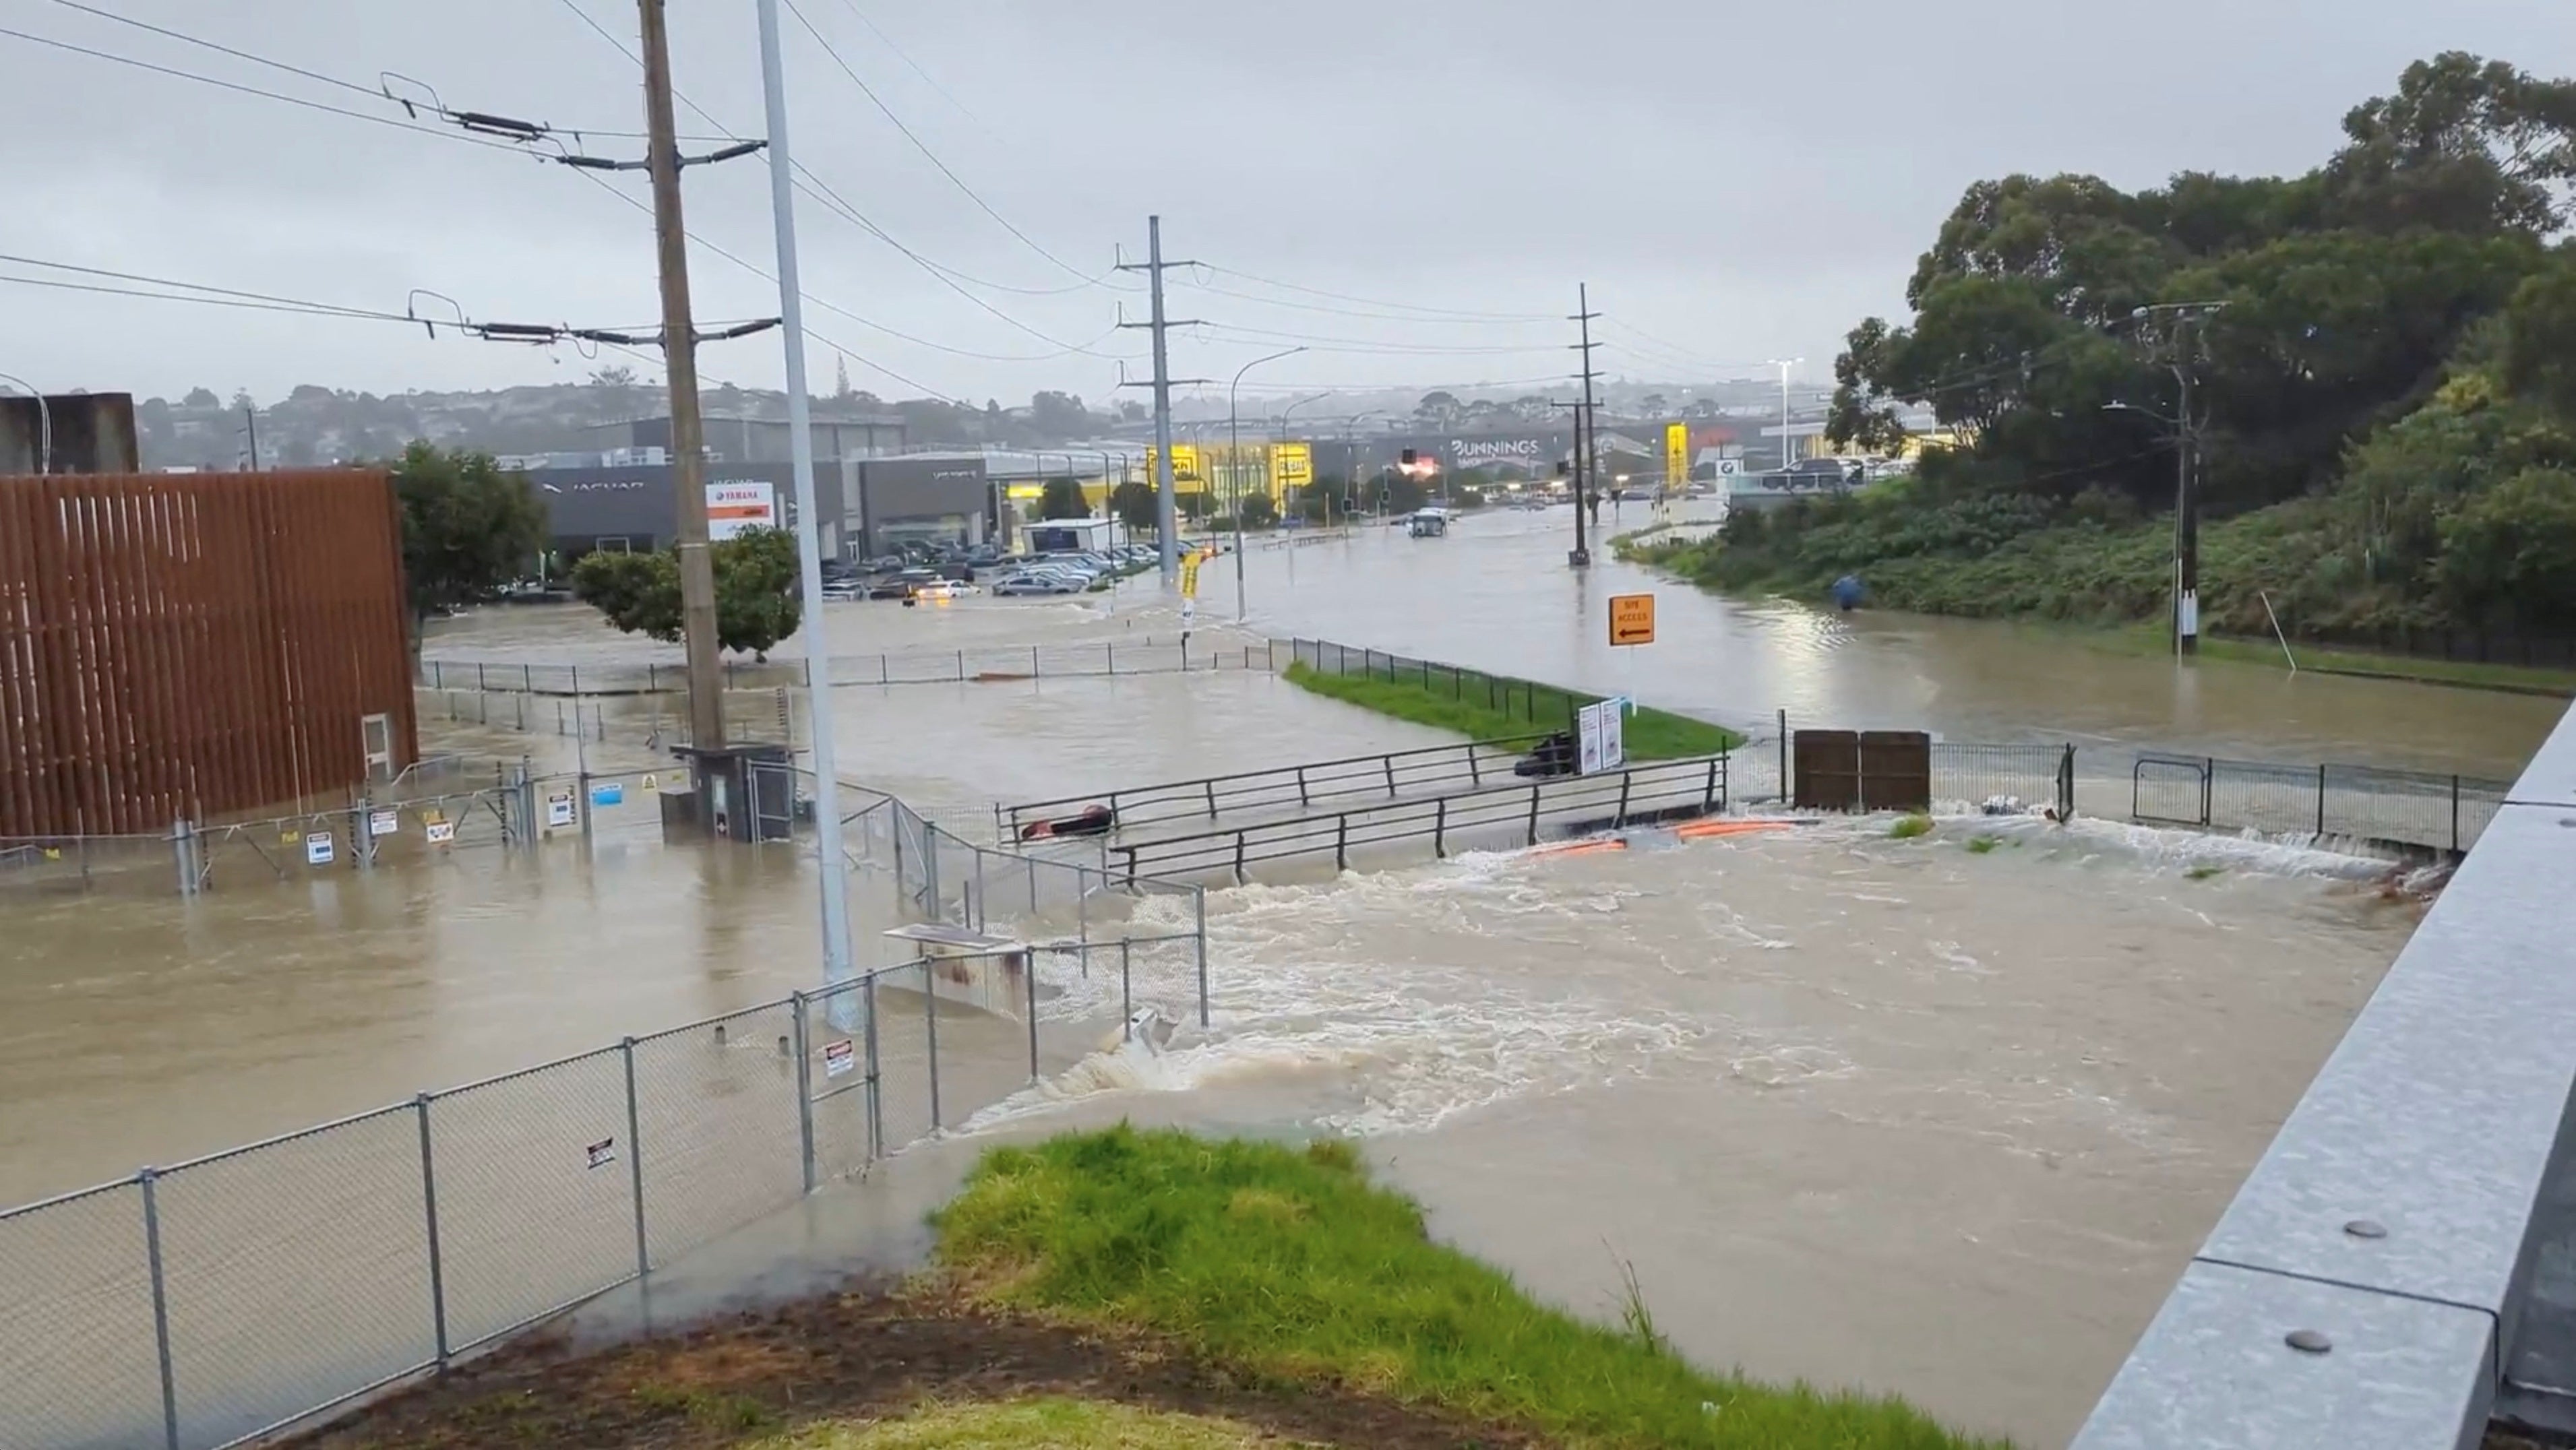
[0,469,417,838]
[1791,729,1932,813]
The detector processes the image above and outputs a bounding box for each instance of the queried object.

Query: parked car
[819,579,865,602]
[993,573,1080,596]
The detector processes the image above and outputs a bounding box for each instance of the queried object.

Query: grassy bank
[1283,660,1742,758]
[1635,497,2576,696]
[937,1127,1994,1449]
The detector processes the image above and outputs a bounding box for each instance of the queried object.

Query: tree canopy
[1037,476,1090,519]
[570,526,804,660]
[390,442,545,627]
[1829,52,2576,517]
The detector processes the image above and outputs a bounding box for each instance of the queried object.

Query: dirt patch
[290,1281,1543,1450]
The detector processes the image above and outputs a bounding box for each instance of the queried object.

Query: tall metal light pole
[754,0,857,1014]
[1275,391,1332,442]
[1229,346,1304,621]
[1764,358,1803,470]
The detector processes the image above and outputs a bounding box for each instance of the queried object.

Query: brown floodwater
[1,536,2536,1448]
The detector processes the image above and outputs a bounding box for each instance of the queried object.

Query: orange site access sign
[1609,592,1655,646]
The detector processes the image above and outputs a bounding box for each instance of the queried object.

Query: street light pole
[1764,358,1803,470]
[754,0,856,1013]
[1229,346,1305,623]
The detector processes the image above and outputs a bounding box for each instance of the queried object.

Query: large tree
[390,442,546,633]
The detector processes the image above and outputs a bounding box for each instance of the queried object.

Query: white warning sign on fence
[304,831,334,866]
[425,819,456,846]
[585,1136,617,1170]
[824,1039,856,1078]
[546,792,576,829]
[369,809,398,838]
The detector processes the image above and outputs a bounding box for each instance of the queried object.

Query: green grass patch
[932,1127,1996,1449]
[756,1397,1296,1449]
[2079,624,2576,695]
[1888,814,1934,840]
[1281,661,1740,761]
[632,1383,780,1432]
[2184,864,2226,881]
[1965,835,2000,854]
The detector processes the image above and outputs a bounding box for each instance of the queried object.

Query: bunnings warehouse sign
[706,480,776,540]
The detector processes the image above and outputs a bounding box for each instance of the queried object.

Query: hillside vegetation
[1648,53,2576,652]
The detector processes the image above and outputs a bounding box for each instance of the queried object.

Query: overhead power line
[1194,264,1560,322]
[778,0,1099,284]
[0,22,544,155]
[555,0,1129,360]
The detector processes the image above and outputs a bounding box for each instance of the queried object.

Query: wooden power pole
[638,0,725,753]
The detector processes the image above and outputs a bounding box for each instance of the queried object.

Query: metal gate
[2132,754,2212,827]
[1792,730,1932,813]
[745,759,797,842]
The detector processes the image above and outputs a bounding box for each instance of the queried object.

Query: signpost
[1576,698,1626,775]
[1609,592,1656,647]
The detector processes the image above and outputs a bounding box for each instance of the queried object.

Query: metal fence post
[1120,937,1133,1038]
[1434,798,1448,858]
[621,1038,648,1278]
[1024,951,1041,1082]
[1335,813,1349,871]
[2452,775,2463,856]
[415,1094,450,1367]
[863,971,882,1160]
[791,994,816,1195]
[1194,886,1210,1028]
[1703,757,1720,814]
[1076,864,1090,943]
[2317,763,2329,838]
[923,960,943,1131]
[140,1168,181,1450]
[2201,757,2216,827]
[1527,784,1541,845]
[1777,709,1789,804]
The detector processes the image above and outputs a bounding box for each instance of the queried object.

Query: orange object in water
[1525,837,1628,860]
[1674,819,1800,841]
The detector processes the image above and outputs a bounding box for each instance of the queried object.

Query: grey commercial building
[534,453,992,562]
[590,409,907,467]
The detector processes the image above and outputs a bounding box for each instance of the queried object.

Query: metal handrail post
[923,959,943,1131]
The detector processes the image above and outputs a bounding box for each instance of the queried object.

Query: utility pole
[1115,217,1203,584]
[1568,284,1601,567]
[754,0,857,1014]
[2130,303,2225,657]
[638,0,725,757]
[241,405,259,471]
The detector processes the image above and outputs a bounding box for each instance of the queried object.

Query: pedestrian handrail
[1109,751,1736,883]
[998,733,1554,842]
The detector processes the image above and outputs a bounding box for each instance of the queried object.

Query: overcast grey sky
[2,0,2569,408]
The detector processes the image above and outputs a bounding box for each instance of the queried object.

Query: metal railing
[2075,703,2576,1447]
[998,733,1551,842]
[1109,751,1735,883]
[0,778,1211,1450]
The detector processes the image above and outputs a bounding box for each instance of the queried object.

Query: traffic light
[1400,448,1417,466]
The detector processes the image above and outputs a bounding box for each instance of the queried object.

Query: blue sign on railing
[591,782,624,808]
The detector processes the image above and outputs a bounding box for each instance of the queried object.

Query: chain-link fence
[0,771,1209,1450]
[417,637,1281,697]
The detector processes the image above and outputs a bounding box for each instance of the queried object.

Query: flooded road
[1223,504,2560,778]
[965,813,2410,1445]
[4,547,2494,1447]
